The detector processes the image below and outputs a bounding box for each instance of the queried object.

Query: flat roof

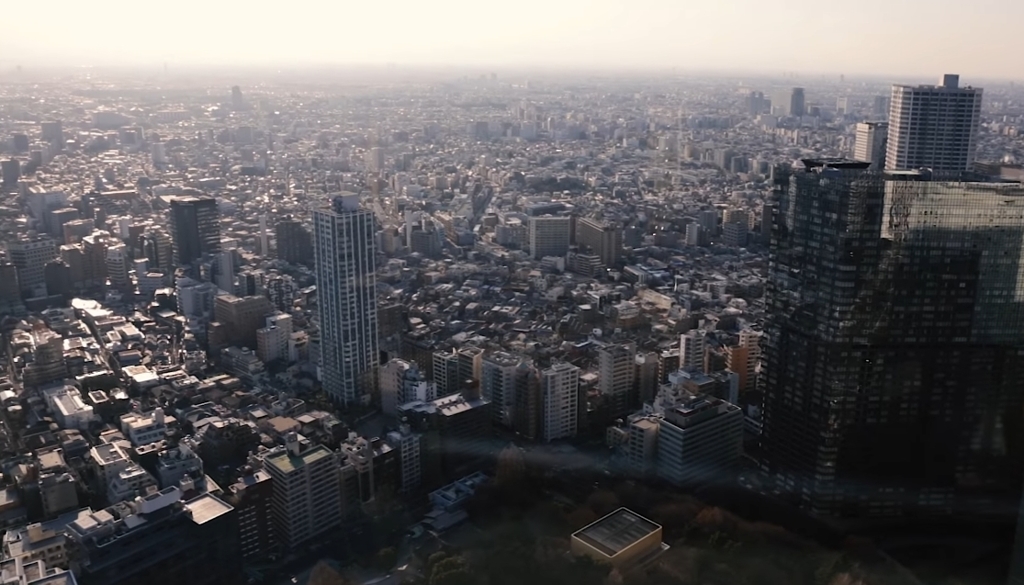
[184,494,233,525]
[264,445,333,474]
[573,508,660,557]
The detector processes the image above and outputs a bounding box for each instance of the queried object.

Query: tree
[586,490,620,517]
[566,507,598,530]
[307,561,356,585]
[374,547,398,571]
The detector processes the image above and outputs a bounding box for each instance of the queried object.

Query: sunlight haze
[3,0,1023,78]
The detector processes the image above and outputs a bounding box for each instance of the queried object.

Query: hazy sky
[4,0,1023,79]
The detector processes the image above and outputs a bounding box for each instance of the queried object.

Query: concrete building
[380,358,435,417]
[599,343,636,417]
[576,217,623,266]
[275,217,312,266]
[679,330,705,372]
[119,409,168,447]
[386,425,422,495]
[256,313,293,364]
[7,236,57,295]
[571,508,665,569]
[541,362,579,442]
[528,215,571,260]
[262,435,341,549]
[314,194,379,407]
[65,488,239,585]
[886,74,983,172]
[853,121,888,169]
[481,352,522,427]
[654,394,743,486]
[214,294,273,350]
[169,196,220,266]
[223,468,273,562]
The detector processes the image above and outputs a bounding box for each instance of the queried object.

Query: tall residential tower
[886,74,983,172]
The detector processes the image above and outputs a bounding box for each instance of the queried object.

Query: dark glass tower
[169,196,220,267]
[761,159,1024,518]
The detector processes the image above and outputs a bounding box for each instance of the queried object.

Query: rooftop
[183,494,233,525]
[264,444,334,474]
[572,508,661,557]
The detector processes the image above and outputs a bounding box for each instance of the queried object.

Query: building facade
[886,74,983,172]
[762,159,1024,518]
[314,194,379,407]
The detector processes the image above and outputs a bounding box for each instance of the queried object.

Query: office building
[541,362,579,442]
[140,229,173,274]
[528,215,571,260]
[654,394,743,486]
[314,194,379,407]
[274,217,312,266]
[169,196,220,267]
[1,160,20,190]
[481,352,522,427]
[722,221,748,247]
[886,74,983,172]
[774,88,805,117]
[119,409,168,447]
[398,392,492,487]
[853,121,889,169]
[0,262,23,311]
[41,121,63,150]
[576,217,623,266]
[262,436,341,549]
[7,236,57,295]
[762,159,1024,518]
[214,294,273,351]
[599,343,636,417]
[66,489,240,585]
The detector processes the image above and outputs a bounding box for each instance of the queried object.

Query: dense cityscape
[0,64,1022,585]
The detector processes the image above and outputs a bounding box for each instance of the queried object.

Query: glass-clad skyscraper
[314,193,379,407]
[761,159,1024,518]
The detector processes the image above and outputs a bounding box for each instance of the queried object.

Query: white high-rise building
[365,147,385,173]
[541,362,579,442]
[853,121,889,169]
[679,330,705,372]
[528,215,571,260]
[481,351,522,426]
[263,436,342,549]
[314,194,379,406]
[886,74,983,172]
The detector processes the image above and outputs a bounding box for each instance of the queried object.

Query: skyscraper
[169,196,220,267]
[789,87,806,117]
[886,74,983,172]
[762,159,1024,518]
[853,121,889,169]
[314,194,379,407]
